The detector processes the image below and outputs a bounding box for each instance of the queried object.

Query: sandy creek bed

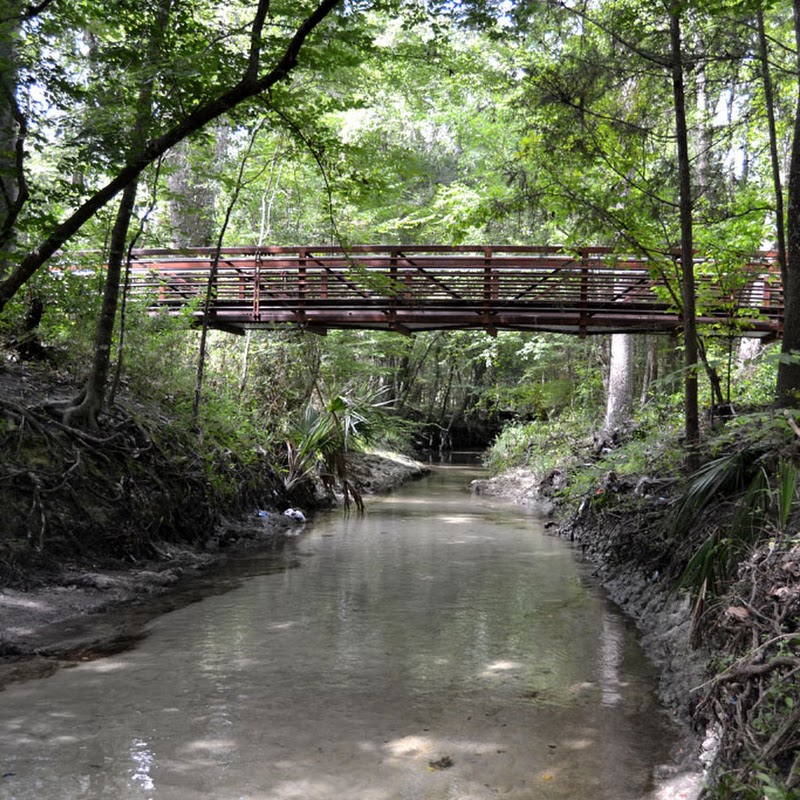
[0,464,700,799]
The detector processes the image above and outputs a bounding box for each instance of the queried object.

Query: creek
[0,463,683,799]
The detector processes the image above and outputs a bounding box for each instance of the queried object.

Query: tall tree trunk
[670,5,700,467]
[604,333,633,431]
[639,335,659,406]
[757,4,787,287]
[167,137,219,248]
[64,181,139,429]
[693,32,711,203]
[193,120,264,422]
[776,0,800,406]
[0,1,21,281]
[595,333,633,451]
[64,0,172,429]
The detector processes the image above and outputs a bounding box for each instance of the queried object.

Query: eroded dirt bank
[0,363,429,688]
[0,451,428,689]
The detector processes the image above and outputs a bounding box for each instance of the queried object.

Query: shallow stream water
[0,463,683,799]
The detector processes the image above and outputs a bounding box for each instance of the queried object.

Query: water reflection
[0,466,679,800]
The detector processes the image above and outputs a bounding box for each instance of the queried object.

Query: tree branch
[246,0,271,83]
[0,0,342,313]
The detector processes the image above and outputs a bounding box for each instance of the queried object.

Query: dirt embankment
[0,363,429,688]
[0,450,428,690]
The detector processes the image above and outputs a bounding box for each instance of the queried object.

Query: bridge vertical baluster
[235,255,245,301]
[390,249,398,326]
[389,251,398,293]
[579,248,589,338]
[298,248,307,323]
[321,256,328,299]
[253,252,262,322]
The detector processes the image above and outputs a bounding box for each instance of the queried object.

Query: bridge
[127,245,783,338]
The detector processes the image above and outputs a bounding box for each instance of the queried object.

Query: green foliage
[284,382,395,511]
[672,449,761,537]
[483,413,588,477]
[676,415,800,612]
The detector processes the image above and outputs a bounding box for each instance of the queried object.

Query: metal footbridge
[126,245,783,337]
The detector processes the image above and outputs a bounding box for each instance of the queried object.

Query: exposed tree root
[691,540,800,796]
[0,389,290,582]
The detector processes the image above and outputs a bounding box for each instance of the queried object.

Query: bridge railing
[126,245,783,334]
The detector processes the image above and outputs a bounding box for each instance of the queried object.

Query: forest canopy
[0,0,798,440]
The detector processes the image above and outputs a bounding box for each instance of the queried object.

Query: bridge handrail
[115,245,783,336]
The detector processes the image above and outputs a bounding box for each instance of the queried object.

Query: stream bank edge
[472,467,712,795]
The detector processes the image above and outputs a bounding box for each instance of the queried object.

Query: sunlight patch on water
[268,621,298,630]
[82,659,130,673]
[481,659,523,674]
[130,738,155,793]
[178,738,236,754]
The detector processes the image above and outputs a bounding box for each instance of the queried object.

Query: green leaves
[283,382,393,512]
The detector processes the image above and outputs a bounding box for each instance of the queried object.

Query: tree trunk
[595,332,633,451]
[0,1,21,281]
[670,6,700,467]
[604,333,633,431]
[167,138,218,248]
[737,337,762,381]
[639,335,659,406]
[193,121,263,421]
[776,0,800,406]
[64,0,172,428]
[63,181,139,429]
[693,32,711,203]
[757,5,787,287]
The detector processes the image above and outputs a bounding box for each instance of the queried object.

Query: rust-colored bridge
[128,245,783,337]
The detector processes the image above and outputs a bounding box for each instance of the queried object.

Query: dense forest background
[1,0,797,454]
[4,3,800,797]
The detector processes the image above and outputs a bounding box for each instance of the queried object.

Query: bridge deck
[127,245,783,337]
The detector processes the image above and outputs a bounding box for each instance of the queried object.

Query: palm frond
[777,459,798,533]
[282,383,395,514]
[672,449,757,535]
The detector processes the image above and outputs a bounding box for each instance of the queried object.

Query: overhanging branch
[0,0,342,313]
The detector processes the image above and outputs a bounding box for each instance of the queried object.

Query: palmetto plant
[284,384,393,513]
[677,452,798,633]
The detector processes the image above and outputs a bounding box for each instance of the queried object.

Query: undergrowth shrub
[483,414,588,475]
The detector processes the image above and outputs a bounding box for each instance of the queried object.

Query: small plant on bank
[284,383,395,512]
[675,413,800,625]
[483,412,594,477]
